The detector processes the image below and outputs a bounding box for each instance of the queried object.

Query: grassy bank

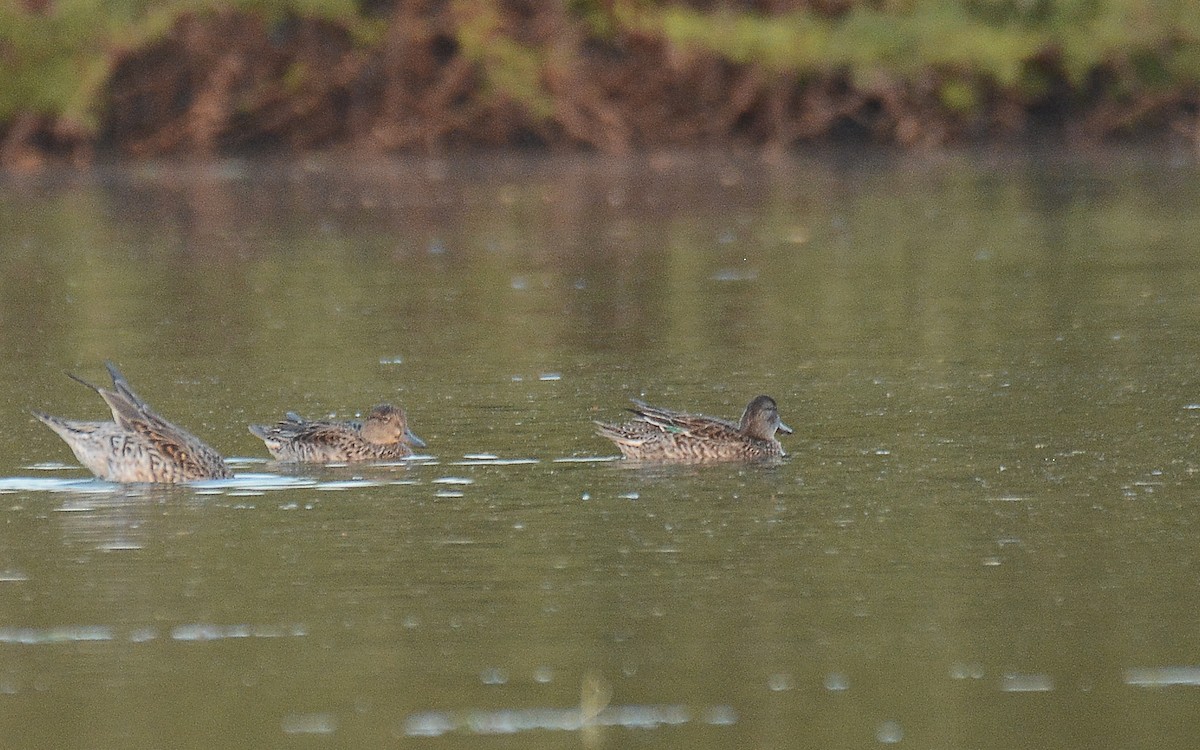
[2,0,1199,166]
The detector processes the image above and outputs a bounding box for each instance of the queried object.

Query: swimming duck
[248,404,425,463]
[595,395,792,462]
[32,362,232,483]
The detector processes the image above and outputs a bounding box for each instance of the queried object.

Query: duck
[248,404,425,463]
[595,394,792,462]
[32,362,232,483]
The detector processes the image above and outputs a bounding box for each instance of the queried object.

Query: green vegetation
[454,3,555,119]
[2,0,1200,160]
[0,0,362,128]
[629,1,1200,105]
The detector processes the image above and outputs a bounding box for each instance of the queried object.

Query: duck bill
[777,421,794,435]
[405,429,427,449]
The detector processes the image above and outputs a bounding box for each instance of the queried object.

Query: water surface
[1,149,1199,749]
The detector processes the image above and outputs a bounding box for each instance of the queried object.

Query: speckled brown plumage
[595,395,792,463]
[32,362,232,483]
[249,404,425,463]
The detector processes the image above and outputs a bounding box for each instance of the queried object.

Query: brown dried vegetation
[3,0,1200,167]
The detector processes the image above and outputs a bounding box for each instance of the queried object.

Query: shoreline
[4,4,1200,170]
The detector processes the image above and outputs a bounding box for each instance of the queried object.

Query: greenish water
[1,150,1200,749]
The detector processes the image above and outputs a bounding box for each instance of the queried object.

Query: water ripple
[403,704,708,737]
[0,477,120,495]
[999,673,1055,692]
[281,712,338,735]
[0,625,114,644]
[552,456,622,463]
[450,457,539,466]
[1125,666,1200,687]
[0,471,443,497]
[0,622,308,645]
[171,622,308,641]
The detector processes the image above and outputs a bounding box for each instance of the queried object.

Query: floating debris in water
[433,477,474,485]
[580,670,610,722]
[0,570,29,583]
[538,373,562,381]
[379,356,404,365]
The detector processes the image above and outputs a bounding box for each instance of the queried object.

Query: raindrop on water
[767,673,793,692]
[480,668,508,685]
[876,720,903,743]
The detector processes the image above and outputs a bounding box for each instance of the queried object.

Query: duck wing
[261,417,362,447]
[71,364,228,478]
[628,399,741,439]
